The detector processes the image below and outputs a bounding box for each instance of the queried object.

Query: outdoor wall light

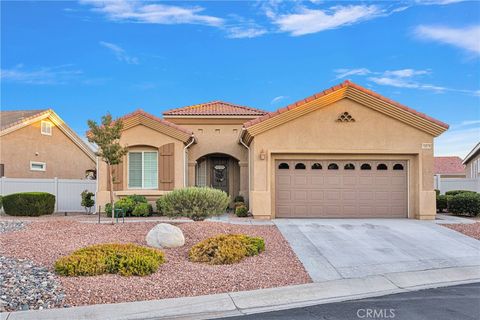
[259,150,266,160]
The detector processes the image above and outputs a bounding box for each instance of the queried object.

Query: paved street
[217,283,480,320]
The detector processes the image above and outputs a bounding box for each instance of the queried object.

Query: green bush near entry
[156,187,229,221]
[445,190,476,196]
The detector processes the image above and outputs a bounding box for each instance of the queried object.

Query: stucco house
[0,109,96,179]
[463,142,480,179]
[434,156,466,179]
[96,80,449,220]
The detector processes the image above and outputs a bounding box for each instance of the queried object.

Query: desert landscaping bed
[443,222,480,240]
[0,220,310,309]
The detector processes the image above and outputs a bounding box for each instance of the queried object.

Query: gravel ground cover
[0,256,65,312]
[0,221,26,234]
[0,221,310,307]
[443,223,480,240]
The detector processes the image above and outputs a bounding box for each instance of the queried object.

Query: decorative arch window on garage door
[361,163,372,170]
[328,163,339,170]
[278,163,290,169]
[295,163,306,169]
[377,163,388,170]
[344,163,355,170]
[311,163,322,170]
[393,163,404,170]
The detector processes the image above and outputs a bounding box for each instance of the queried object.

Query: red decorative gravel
[0,221,311,307]
[443,223,480,240]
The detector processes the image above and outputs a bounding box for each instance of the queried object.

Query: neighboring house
[0,109,96,179]
[97,80,449,220]
[463,142,480,179]
[434,156,466,179]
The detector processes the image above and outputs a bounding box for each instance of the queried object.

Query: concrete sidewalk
[2,265,479,320]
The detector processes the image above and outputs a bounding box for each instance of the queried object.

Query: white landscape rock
[146,223,185,249]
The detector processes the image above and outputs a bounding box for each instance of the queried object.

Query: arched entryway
[195,153,241,201]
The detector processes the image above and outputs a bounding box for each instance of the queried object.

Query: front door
[211,158,229,194]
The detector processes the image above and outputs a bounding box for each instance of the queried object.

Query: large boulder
[146,223,185,248]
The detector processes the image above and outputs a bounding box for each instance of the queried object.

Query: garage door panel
[275,159,407,218]
[294,190,308,201]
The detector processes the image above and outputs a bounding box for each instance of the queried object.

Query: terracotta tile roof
[243,80,450,129]
[0,109,49,131]
[434,156,466,175]
[163,101,267,117]
[120,109,193,135]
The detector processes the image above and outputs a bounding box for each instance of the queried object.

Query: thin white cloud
[99,41,139,64]
[271,95,288,104]
[414,25,480,55]
[334,67,479,96]
[226,26,267,39]
[435,127,480,158]
[384,69,430,78]
[81,0,223,27]
[334,68,371,80]
[270,5,384,36]
[1,65,82,85]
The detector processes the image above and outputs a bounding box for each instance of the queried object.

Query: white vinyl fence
[0,177,96,212]
[434,175,480,194]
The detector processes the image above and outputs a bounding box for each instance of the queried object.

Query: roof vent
[336,112,355,122]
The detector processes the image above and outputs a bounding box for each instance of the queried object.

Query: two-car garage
[275,160,408,218]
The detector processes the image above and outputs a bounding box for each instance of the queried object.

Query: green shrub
[132,203,150,217]
[434,189,440,197]
[0,195,3,210]
[234,195,245,203]
[116,197,136,215]
[448,193,480,217]
[189,234,265,265]
[3,192,55,216]
[81,190,95,214]
[157,187,229,221]
[104,202,113,215]
[129,194,147,204]
[54,243,165,277]
[436,195,448,212]
[235,205,249,217]
[445,190,476,196]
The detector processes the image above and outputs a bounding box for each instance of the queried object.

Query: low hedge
[445,190,476,196]
[0,195,3,210]
[3,192,55,216]
[235,205,248,217]
[105,195,150,217]
[54,243,165,276]
[157,187,229,221]
[448,193,480,217]
[189,234,265,265]
[436,195,449,213]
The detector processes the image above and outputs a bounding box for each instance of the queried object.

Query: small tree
[87,113,127,224]
[81,190,95,214]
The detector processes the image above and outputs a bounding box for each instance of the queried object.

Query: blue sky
[1,0,479,157]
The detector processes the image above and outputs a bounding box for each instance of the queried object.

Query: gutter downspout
[239,128,251,205]
[183,135,196,187]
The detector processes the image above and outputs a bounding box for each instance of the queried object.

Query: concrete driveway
[274,219,480,282]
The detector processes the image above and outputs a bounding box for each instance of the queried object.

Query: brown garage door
[275,160,407,218]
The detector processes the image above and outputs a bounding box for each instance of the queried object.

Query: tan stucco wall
[248,98,436,220]
[96,124,186,210]
[168,118,249,200]
[465,153,480,179]
[0,119,95,179]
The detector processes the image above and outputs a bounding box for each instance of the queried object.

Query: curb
[3,265,480,320]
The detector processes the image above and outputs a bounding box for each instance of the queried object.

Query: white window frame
[41,121,52,136]
[127,151,158,190]
[30,161,46,172]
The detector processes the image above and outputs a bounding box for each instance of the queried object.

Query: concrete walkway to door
[274,219,480,282]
